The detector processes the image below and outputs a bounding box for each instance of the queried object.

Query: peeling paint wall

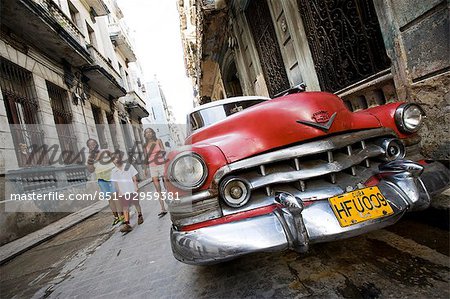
[375,0,449,159]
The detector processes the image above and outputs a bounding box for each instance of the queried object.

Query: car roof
[190,96,271,113]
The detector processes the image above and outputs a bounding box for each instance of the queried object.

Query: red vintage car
[165,88,449,265]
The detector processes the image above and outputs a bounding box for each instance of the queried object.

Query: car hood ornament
[297,111,337,132]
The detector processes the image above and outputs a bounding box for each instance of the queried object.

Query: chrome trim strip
[170,190,216,204]
[168,191,221,228]
[213,128,396,185]
[249,145,384,189]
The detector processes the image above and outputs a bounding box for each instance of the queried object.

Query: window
[86,22,98,48]
[47,81,79,164]
[125,71,131,91]
[120,118,133,153]
[91,105,108,149]
[297,0,390,92]
[0,58,47,167]
[118,63,126,89]
[106,112,119,151]
[68,1,81,28]
[188,99,267,133]
[132,124,143,153]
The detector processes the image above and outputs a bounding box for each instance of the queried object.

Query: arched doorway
[222,50,243,98]
[223,60,243,97]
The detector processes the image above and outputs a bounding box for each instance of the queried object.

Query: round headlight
[395,103,425,133]
[220,177,251,207]
[169,152,207,190]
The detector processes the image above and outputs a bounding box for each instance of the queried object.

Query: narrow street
[1,1,449,298]
[1,183,448,299]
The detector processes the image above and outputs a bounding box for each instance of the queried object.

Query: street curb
[430,187,450,210]
[0,179,153,265]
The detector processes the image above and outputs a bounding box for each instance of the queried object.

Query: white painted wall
[141,80,180,149]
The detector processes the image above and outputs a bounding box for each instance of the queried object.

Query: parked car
[165,88,450,265]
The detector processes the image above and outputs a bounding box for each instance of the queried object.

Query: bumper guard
[171,160,449,265]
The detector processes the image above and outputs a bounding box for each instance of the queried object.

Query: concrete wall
[374,0,449,159]
[0,38,103,245]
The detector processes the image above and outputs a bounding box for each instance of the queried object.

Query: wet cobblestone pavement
[1,183,449,298]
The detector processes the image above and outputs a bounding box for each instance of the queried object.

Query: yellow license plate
[329,186,394,227]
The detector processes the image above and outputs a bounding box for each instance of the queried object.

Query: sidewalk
[431,187,450,210]
[0,178,152,265]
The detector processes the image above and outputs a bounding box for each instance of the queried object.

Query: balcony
[6,165,88,194]
[83,45,126,99]
[124,91,149,119]
[112,0,124,19]
[84,0,109,16]
[1,0,92,67]
[202,0,227,11]
[109,23,137,62]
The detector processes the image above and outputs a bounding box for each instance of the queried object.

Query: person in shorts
[143,128,168,218]
[86,138,123,225]
[111,151,144,233]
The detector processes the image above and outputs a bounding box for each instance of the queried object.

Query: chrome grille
[214,128,397,196]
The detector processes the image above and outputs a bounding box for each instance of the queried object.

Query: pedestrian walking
[111,151,144,233]
[86,138,123,225]
[143,128,168,218]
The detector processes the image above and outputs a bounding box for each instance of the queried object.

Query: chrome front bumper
[170,160,449,265]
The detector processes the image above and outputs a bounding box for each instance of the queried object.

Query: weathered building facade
[143,79,185,149]
[178,0,449,159]
[0,0,148,244]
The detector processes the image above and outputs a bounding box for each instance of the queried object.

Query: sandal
[112,217,120,226]
[120,223,133,233]
[157,211,167,218]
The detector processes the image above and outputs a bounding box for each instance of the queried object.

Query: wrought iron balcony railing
[7,165,88,194]
[36,0,86,46]
[108,22,137,62]
[124,91,149,118]
[86,44,124,88]
[84,0,109,16]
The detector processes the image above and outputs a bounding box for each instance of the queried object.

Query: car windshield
[188,99,267,134]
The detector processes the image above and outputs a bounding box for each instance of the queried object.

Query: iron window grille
[91,105,108,149]
[106,112,120,151]
[0,58,48,167]
[47,81,80,164]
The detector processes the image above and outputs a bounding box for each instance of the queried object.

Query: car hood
[186,92,382,163]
